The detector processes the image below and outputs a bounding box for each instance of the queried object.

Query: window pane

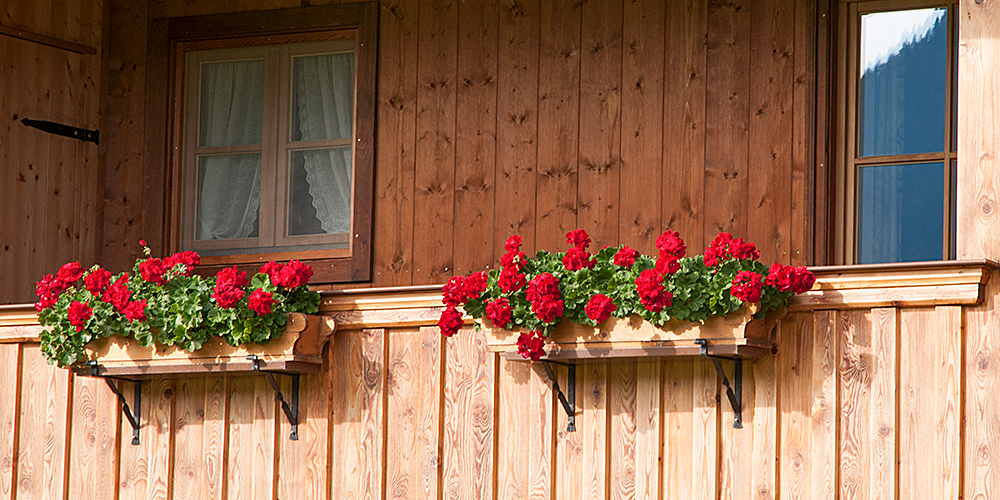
[199,60,265,147]
[859,8,947,157]
[197,153,261,240]
[857,162,944,263]
[291,52,355,142]
[288,148,352,236]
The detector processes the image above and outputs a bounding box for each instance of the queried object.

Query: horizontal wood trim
[0,23,98,54]
[167,3,366,40]
[503,339,773,361]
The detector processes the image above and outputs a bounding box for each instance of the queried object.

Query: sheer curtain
[197,60,265,240]
[292,53,355,235]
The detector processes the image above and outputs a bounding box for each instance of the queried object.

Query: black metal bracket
[539,360,576,432]
[694,339,743,429]
[247,355,300,440]
[21,117,99,144]
[84,361,142,445]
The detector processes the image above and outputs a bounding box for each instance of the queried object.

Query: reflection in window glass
[859,8,947,157]
[857,162,943,263]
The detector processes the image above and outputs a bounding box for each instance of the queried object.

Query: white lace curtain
[197,52,354,240]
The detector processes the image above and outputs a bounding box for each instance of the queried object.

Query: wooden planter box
[72,313,336,378]
[482,305,783,360]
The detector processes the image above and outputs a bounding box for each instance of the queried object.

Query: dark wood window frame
[145,2,377,283]
[832,0,958,265]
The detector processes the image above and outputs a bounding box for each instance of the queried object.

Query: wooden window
[166,3,377,282]
[836,0,958,264]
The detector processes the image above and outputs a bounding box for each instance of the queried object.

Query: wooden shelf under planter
[482,304,783,361]
[71,313,336,379]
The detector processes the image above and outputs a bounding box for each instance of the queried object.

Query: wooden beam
[0,23,97,55]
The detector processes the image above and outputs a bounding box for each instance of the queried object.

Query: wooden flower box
[72,313,336,378]
[482,305,783,360]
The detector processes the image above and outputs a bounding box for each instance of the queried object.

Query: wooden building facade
[1,0,1000,498]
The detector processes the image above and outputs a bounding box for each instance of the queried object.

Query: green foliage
[36,254,321,367]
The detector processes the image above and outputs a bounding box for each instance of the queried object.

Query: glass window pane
[197,153,261,240]
[199,60,265,147]
[288,148,352,236]
[859,8,947,157]
[857,162,944,263]
[291,52,355,142]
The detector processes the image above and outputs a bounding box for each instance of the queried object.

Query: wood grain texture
[172,377,227,500]
[619,0,664,253]
[442,326,495,500]
[226,375,277,500]
[609,359,661,500]
[662,0,707,252]
[534,0,580,251]
[576,0,621,248]
[957,0,1000,259]
[703,0,750,238]
[373,0,419,287]
[0,344,20,500]
[15,345,71,500]
[790,0,816,265]
[556,361,606,500]
[496,356,553,500]
[117,378,173,500]
[277,362,331,499]
[67,374,118,500]
[898,306,961,500]
[386,327,441,500]
[452,0,498,276]
[662,359,717,500]
[964,276,1000,500]
[411,0,458,285]
[494,0,540,257]
[330,329,384,500]
[746,0,794,265]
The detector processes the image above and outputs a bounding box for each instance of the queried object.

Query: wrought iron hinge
[21,117,99,144]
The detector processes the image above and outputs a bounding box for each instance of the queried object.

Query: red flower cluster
[526,273,564,323]
[122,299,147,322]
[442,271,488,307]
[164,251,200,276]
[102,276,131,310]
[766,263,816,294]
[563,229,595,271]
[499,235,528,293]
[486,297,513,328]
[731,271,764,303]
[516,330,546,361]
[35,262,88,312]
[438,306,464,337]
[67,300,92,332]
[260,260,313,288]
[213,267,247,309]
[636,269,672,312]
[655,230,686,275]
[704,232,760,267]
[614,245,639,267]
[84,268,112,295]
[139,258,168,285]
[585,294,616,324]
[248,288,275,316]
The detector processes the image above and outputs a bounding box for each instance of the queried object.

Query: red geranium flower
[613,245,639,267]
[102,275,132,312]
[731,271,764,303]
[248,288,275,316]
[566,229,591,249]
[563,246,595,271]
[67,300,92,332]
[35,274,68,312]
[766,263,815,294]
[84,268,112,295]
[504,235,523,253]
[636,269,672,312]
[213,267,247,309]
[139,258,168,285]
[56,262,85,283]
[516,330,546,361]
[164,251,200,276]
[485,297,513,328]
[122,299,147,322]
[438,306,463,337]
[585,294,616,324]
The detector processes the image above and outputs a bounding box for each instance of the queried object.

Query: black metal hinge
[21,117,99,144]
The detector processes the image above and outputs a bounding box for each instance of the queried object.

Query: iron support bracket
[694,339,743,429]
[247,355,300,440]
[540,360,576,432]
[84,361,142,445]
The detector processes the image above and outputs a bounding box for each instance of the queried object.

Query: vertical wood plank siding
[0,297,991,499]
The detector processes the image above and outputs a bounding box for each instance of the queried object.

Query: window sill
[788,259,998,310]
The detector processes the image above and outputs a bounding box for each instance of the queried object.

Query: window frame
[160,3,377,283]
[834,0,958,264]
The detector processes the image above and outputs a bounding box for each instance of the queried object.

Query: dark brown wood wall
[94,0,820,296]
[0,0,104,303]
